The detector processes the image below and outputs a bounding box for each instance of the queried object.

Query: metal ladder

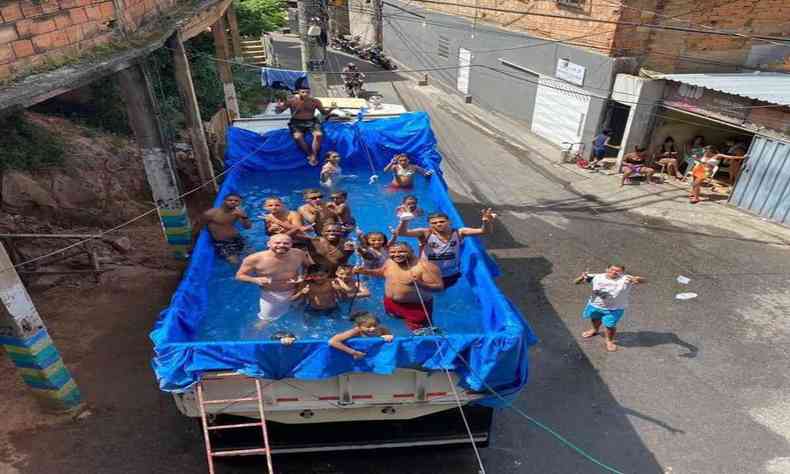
[196,376,274,474]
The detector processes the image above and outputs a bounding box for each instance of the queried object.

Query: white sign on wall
[457,48,472,95]
[555,58,586,87]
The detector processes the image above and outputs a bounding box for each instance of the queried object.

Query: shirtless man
[275,87,334,166]
[298,189,335,234]
[354,241,443,331]
[308,223,355,274]
[396,209,497,288]
[621,146,656,186]
[261,196,312,246]
[196,194,252,264]
[235,234,313,323]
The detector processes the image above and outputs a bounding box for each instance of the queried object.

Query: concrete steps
[240,37,267,66]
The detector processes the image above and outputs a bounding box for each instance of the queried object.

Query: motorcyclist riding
[341,62,365,97]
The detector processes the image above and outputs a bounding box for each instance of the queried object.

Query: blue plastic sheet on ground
[150,112,537,406]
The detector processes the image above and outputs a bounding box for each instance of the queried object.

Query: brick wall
[417,0,790,73]
[0,0,179,81]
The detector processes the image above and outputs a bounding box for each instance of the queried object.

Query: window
[438,35,450,60]
[556,0,583,6]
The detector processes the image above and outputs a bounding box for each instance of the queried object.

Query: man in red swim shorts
[354,241,444,331]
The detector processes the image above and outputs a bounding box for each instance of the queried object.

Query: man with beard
[236,234,313,323]
[308,223,355,274]
[196,193,252,264]
[354,241,443,332]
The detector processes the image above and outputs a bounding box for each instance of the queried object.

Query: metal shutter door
[729,135,790,226]
[531,77,591,147]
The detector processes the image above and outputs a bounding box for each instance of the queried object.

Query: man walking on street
[575,263,646,352]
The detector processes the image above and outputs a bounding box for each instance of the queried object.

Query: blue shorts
[582,302,625,328]
[592,148,606,159]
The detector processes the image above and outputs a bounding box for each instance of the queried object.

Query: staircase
[240,36,267,66]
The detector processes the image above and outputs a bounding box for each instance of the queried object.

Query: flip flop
[581,330,598,338]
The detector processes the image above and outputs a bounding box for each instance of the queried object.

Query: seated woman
[383,154,432,189]
[688,145,748,204]
[655,136,682,180]
[620,146,656,187]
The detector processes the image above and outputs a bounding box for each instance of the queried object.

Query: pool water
[194,167,485,342]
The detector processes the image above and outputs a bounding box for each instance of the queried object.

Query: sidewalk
[392,79,790,247]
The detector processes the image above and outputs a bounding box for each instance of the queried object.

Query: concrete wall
[383,1,617,146]
[611,74,665,164]
[348,0,377,45]
[0,0,180,81]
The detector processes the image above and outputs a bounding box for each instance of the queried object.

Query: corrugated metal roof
[657,72,790,106]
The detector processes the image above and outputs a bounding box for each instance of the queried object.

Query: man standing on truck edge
[395,209,497,288]
[354,241,443,333]
[275,85,336,166]
[574,263,646,352]
[236,234,313,325]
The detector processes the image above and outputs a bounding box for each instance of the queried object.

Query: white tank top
[422,230,462,277]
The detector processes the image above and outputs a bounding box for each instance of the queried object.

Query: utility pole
[372,0,383,48]
[212,16,241,120]
[168,33,217,193]
[117,61,193,260]
[0,244,82,412]
[297,0,328,96]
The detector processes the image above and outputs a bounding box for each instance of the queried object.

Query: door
[531,77,591,147]
[729,135,790,226]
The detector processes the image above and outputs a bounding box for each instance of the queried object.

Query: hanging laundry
[261,67,309,91]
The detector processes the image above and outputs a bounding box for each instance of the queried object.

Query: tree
[235,0,287,37]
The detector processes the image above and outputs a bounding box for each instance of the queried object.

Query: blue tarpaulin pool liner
[150,112,537,406]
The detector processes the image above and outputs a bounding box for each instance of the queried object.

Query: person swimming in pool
[353,241,443,332]
[395,195,424,221]
[290,264,340,312]
[395,209,497,288]
[333,264,370,299]
[383,154,432,189]
[355,230,391,269]
[329,312,393,359]
[195,193,252,265]
[326,190,356,234]
[235,234,313,325]
[261,196,312,242]
[298,188,336,235]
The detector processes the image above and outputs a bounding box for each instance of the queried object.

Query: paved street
[258,39,790,473]
[4,41,790,474]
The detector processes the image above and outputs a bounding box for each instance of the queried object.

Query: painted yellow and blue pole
[118,61,193,259]
[0,243,82,412]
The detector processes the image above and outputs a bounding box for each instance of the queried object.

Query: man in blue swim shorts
[574,263,646,352]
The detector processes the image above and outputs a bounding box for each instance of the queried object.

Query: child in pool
[326,190,356,234]
[290,264,339,311]
[395,195,424,221]
[355,230,391,269]
[329,312,394,359]
[332,264,371,299]
[383,153,432,189]
[320,151,342,188]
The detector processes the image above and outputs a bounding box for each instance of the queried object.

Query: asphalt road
[5,40,789,474]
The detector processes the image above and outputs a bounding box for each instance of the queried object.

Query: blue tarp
[150,112,537,406]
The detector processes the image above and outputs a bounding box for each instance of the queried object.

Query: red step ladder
[196,376,275,474]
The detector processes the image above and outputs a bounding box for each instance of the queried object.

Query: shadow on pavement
[451,200,666,474]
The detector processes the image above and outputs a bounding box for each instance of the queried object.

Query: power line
[371,1,790,74]
[398,0,790,43]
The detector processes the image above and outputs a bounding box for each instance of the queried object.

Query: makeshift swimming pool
[150,112,537,406]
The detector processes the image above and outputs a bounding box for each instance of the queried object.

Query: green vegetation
[235,0,287,37]
[0,114,65,171]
